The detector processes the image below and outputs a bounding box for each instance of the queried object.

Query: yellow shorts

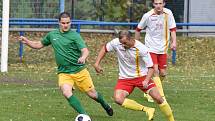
[58,68,94,92]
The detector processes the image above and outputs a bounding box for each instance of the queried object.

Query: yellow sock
[159,101,175,121]
[122,98,155,120]
[122,98,145,111]
[153,77,165,97]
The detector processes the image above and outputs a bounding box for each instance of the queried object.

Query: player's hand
[93,64,103,74]
[19,36,28,44]
[78,56,86,64]
[142,80,149,89]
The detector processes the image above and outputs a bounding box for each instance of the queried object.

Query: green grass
[0,33,215,121]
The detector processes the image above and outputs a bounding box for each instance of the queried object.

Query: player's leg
[159,68,166,101]
[158,54,168,82]
[140,76,174,121]
[149,88,175,121]
[75,69,113,116]
[144,92,154,102]
[115,79,155,120]
[159,68,166,81]
[58,73,86,114]
[152,53,166,98]
[143,53,157,102]
[86,89,113,116]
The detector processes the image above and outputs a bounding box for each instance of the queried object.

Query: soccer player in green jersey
[19,12,113,118]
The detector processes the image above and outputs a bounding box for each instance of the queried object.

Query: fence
[1,18,215,33]
[1,18,215,67]
[1,0,215,72]
[0,0,198,23]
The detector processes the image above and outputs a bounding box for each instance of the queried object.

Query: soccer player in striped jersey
[135,0,177,103]
[94,30,175,121]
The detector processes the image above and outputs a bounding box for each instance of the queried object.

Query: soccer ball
[75,114,91,121]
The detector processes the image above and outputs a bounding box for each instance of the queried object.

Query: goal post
[1,0,10,72]
[1,0,64,72]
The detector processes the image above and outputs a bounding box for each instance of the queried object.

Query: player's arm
[135,13,148,41]
[170,30,177,50]
[135,29,141,41]
[19,36,44,49]
[142,67,154,89]
[168,10,177,50]
[145,67,154,81]
[94,45,107,74]
[78,48,89,64]
[141,47,154,88]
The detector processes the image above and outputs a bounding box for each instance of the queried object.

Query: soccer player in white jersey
[94,30,175,121]
[135,0,177,103]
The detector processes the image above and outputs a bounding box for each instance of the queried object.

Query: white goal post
[1,0,10,72]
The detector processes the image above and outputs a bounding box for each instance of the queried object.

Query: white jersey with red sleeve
[136,8,176,54]
[105,38,153,79]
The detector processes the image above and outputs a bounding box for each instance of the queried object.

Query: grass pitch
[0,33,215,121]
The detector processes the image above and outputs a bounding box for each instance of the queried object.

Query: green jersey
[41,29,87,74]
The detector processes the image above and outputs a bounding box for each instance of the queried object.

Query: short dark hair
[151,0,166,3]
[119,30,132,40]
[58,12,71,21]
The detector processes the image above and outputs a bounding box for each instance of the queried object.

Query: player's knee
[154,96,164,104]
[159,70,166,77]
[158,98,164,104]
[150,90,164,104]
[85,89,97,99]
[87,92,97,99]
[113,96,124,105]
[160,73,166,77]
[62,90,73,98]
[154,69,160,75]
